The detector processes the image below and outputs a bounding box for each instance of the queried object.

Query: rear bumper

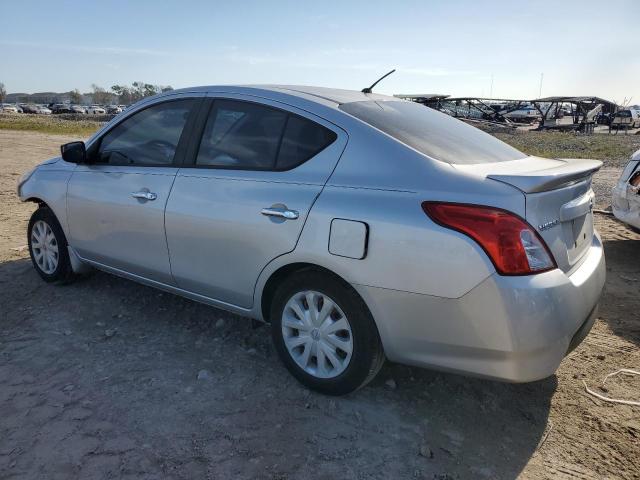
[354,233,606,382]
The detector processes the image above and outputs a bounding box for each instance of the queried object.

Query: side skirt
[73,249,258,320]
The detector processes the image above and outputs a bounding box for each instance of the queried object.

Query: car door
[165,96,347,308]
[67,95,203,284]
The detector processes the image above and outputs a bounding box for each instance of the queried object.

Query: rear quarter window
[277,115,337,170]
[339,100,526,165]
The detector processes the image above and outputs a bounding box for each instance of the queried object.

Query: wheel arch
[24,196,48,206]
[260,262,342,322]
[259,262,376,327]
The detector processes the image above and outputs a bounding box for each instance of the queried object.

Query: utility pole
[538,73,544,98]
[490,74,494,98]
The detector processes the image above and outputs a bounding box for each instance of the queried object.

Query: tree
[91,84,112,105]
[69,89,83,104]
[111,85,133,105]
[131,81,147,102]
[112,82,173,105]
[0,82,6,103]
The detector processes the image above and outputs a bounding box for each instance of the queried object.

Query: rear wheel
[28,207,75,284]
[270,270,384,395]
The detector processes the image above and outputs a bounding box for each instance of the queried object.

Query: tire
[270,269,385,395]
[27,206,75,284]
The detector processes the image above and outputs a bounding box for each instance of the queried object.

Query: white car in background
[86,105,106,114]
[70,105,87,114]
[502,105,541,124]
[611,109,640,129]
[106,105,123,114]
[612,148,640,231]
[36,106,52,115]
[1,104,20,113]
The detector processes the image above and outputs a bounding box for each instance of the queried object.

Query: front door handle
[261,207,299,220]
[131,191,157,201]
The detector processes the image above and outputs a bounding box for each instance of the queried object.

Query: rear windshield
[339,100,527,165]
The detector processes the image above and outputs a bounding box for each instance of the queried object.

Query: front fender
[18,159,75,237]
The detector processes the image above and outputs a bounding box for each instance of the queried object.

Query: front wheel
[28,207,75,284]
[270,270,385,395]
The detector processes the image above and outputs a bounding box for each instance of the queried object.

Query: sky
[1,0,639,103]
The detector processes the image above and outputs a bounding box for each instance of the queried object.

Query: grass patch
[495,131,640,167]
[0,114,103,137]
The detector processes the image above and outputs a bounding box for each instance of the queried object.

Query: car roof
[168,84,396,107]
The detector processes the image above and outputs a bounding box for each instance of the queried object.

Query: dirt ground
[1,130,639,480]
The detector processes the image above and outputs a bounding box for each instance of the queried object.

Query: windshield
[339,100,527,165]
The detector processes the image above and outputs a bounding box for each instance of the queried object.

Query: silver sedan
[17,85,605,395]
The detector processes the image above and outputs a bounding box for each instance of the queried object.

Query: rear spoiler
[487,158,602,194]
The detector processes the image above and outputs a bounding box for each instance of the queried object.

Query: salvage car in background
[21,104,40,114]
[502,105,541,124]
[70,105,86,114]
[612,148,640,231]
[86,105,106,114]
[611,109,640,129]
[17,85,605,395]
[1,104,20,113]
[50,104,73,114]
[107,105,123,114]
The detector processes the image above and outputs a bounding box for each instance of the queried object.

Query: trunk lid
[454,156,602,273]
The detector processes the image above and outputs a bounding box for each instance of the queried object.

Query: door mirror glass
[61,141,86,164]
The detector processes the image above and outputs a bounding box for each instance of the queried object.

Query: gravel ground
[1,130,639,479]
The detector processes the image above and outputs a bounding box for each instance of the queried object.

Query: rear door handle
[131,191,157,201]
[261,207,299,220]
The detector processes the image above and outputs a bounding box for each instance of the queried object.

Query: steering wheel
[146,140,176,160]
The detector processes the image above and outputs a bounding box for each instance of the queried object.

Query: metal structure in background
[397,93,621,134]
[440,97,531,123]
[531,96,618,133]
[396,94,535,127]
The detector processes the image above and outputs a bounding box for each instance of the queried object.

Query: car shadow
[1,257,554,479]
[599,236,640,346]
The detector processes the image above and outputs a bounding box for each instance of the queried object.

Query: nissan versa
[17,85,606,395]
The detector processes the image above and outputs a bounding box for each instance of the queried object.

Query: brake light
[422,202,556,275]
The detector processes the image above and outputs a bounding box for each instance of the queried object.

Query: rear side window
[278,115,337,170]
[97,99,194,166]
[196,99,336,170]
[339,100,526,165]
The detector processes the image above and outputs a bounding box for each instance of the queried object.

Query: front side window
[196,100,336,170]
[97,99,194,166]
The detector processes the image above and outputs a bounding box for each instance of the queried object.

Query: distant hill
[7,92,71,103]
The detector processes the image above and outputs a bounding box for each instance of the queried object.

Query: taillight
[422,202,556,275]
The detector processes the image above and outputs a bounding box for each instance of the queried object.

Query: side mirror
[61,141,86,164]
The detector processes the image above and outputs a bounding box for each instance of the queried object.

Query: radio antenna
[361,69,396,94]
